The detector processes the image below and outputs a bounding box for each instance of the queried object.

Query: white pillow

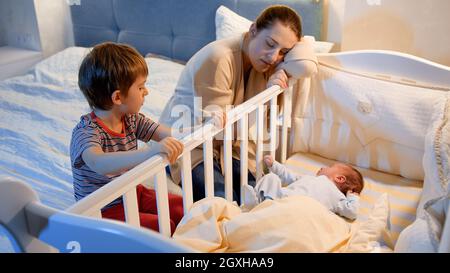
[215,5,334,53]
[395,93,450,252]
[215,5,252,40]
[417,94,450,218]
[344,193,393,253]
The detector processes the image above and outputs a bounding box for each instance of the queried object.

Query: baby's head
[78,42,148,112]
[316,163,364,194]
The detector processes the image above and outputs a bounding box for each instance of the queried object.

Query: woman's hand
[209,110,227,129]
[267,69,289,89]
[157,137,184,164]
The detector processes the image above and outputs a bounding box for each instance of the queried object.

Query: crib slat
[281,87,292,163]
[239,114,249,202]
[256,104,264,180]
[180,153,193,215]
[223,122,233,202]
[154,169,171,237]
[270,96,278,160]
[203,138,214,198]
[123,188,140,228]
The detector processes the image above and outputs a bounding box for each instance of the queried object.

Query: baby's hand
[346,190,360,197]
[158,137,184,164]
[264,155,274,168]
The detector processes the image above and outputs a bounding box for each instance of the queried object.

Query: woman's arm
[275,37,318,80]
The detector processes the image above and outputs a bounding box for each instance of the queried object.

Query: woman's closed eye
[280,49,289,55]
[266,41,275,48]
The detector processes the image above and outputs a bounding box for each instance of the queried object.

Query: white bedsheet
[0,47,184,210]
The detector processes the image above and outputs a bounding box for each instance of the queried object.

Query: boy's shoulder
[126,112,155,125]
[72,112,101,135]
[75,112,96,127]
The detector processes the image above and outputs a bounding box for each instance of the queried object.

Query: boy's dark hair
[78,42,148,110]
[255,5,303,40]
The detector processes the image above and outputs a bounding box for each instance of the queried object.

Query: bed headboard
[70,0,323,62]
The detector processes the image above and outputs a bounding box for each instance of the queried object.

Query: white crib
[63,50,450,252]
[66,80,292,236]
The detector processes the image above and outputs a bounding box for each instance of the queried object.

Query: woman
[159,5,317,203]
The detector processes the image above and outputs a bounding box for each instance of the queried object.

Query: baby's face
[316,163,350,182]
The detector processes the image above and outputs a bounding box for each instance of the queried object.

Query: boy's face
[120,74,149,114]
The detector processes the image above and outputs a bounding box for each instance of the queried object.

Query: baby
[242,155,364,220]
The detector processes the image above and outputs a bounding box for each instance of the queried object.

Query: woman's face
[247,21,299,73]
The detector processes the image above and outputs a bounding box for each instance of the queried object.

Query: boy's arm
[81,145,161,176]
[151,123,172,141]
[135,113,163,141]
[333,193,360,220]
[134,114,184,162]
[135,113,190,142]
[269,161,302,185]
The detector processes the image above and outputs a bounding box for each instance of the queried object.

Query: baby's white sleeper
[242,161,360,220]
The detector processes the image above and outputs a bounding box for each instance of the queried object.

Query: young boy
[70,42,185,234]
[242,155,364,220]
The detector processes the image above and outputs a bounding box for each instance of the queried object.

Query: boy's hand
[264,155,274,168]
[158,137,184,164]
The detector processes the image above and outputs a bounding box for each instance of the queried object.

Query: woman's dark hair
[78,42,148,110]
[255,5,303,40]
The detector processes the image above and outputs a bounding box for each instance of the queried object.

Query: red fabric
[101,184,184,235]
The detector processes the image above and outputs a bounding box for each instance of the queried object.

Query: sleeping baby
[242,155,364,220]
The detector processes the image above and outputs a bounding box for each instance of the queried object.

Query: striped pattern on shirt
[70,111,159,209]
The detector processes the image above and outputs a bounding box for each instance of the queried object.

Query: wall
[322,0,346,51]
[0,0,74,57]
[34,0,75,58]
[324,0,450,66]
[0,10,6,46]
[0,0,41,51]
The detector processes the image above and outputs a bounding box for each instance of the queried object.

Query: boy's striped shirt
[70,112,159,209]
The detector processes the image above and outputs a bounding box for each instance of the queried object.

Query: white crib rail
[67,84,291,236]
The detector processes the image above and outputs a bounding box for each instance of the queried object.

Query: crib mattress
[284,152,423,245]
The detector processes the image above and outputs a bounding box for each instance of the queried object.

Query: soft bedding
[173,194,391,253]
[284,152,423,246]
[0,47,184,210]
[173,196,351,252]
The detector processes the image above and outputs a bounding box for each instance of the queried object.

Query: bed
[0,47,184,210]
[1,0,449,253]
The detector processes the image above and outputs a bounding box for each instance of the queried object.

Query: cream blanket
[173,196,351,253]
